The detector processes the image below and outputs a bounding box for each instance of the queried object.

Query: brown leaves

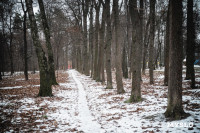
[0,71,69,132]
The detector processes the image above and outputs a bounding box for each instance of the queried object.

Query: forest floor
[0,68,200,133]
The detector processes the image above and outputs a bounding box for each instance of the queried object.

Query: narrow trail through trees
[70,70,102,132]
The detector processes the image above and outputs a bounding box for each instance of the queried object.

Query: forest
[0,0,200,132]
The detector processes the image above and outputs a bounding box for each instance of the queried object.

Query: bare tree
[105,0,113,89]
[82,0,89,75]
[185,0,195,88]
[21,0,28,80]
[5,2,15,75]
[164,3,170,86]
[38,0,58,85]
[97,0,106,82]
[142,17,150,75]
[89,0,94,77]
[93,1,100,80]
[113,0,125,94]
[126,0,143,103]
[25,0,52,96]
[149,0,156,84]
[165,0,187,119]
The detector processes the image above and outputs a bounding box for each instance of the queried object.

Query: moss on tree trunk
[26,0,52,97]
[38,0,58,85]
[38,70,53,96]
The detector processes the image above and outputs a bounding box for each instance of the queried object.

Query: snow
[0,85,40,90]
[70,70,102,132]
[194,65,200,68]
[1,69,200,132]
[0,86,23,89]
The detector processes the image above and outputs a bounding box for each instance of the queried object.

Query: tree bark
[21,0,28,80]
[0,70,2,80]
[165,0,187,120]
[23,12,28,80]
[149,0,156,84]
[122,42,128,78]
[26,0,52,96]
[38,0,58,85]
[7,14,14,75]
[82,0,89,76]
[105,0,113,89]
[66,43,68,70]
[185,0,195,88]
[8,33,14,75]
[126,0,143,103]
[97,1,106,82]
[100,2,105,83]
[113,0,125,94]
[142,18,150,75]
[93,2,100,80]
[164,3,170,86]
[89,1,94,77]
[1,14,6,77]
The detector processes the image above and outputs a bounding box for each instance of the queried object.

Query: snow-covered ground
[0,69,200,132]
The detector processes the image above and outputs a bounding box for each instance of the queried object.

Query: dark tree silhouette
[185,0,195,88]
[149,0,156,85]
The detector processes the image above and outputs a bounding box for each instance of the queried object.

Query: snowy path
[70,70,102,133]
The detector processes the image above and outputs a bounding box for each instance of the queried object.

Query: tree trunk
[126,0,143,103]
[185,0,195,88]
[97,1,106,82]
[0,70,2,80]
[23,12,28,80]
[122,42,128,78]
[165,0,187,120]
[93,2,100,80]
[0,45,2,80]
[99,15,106,83]
[38,0,58,85]
[164,3,170,86]
[142,19,149,75]
[66,44,68,70]
[89,1,94,77]
[72,45,76,69]
[9,35,14,75]
[0,44,2,80]
[25,0,52,97]
[142,18,150,75]
[82,0,89,76]
[1,18,6,76]
[105,0,113,89]
[149,0,156,84]
[122,0,129,79]
[113,0,125,94]
[8,15,14,75]
[125,0,132,78]
[21,1,28,80]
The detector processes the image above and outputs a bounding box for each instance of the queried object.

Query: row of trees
[66,0,198,120]
[0,0,199,119]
